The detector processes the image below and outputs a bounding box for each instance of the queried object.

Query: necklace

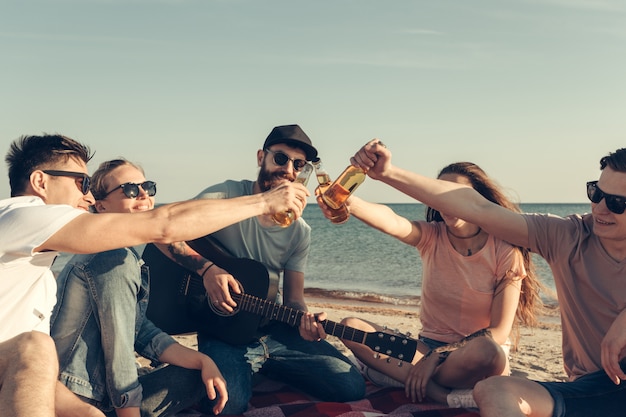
[447,227,481,240]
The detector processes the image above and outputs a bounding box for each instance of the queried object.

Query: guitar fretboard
[233,292,369,343]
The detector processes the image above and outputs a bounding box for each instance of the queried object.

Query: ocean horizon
[304,203,590,308]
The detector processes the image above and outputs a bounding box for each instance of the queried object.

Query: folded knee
[15,331,57,358]
[474,376,510,402]
[464,337,506,371]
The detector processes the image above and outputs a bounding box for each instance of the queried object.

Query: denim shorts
[418,335,448,350]
[538,366,626,417]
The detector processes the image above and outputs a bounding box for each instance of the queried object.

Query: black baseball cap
[263,124,318,161]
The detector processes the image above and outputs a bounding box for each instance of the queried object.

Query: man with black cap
[155,124,365,415]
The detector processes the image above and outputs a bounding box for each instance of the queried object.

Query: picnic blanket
[176,378,480,417]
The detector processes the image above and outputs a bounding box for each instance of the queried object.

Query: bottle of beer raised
[313,159,349,224]
[322,165,366,210]
[271,162,313,227]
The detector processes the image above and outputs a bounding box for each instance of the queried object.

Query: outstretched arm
[40,181,309,254]
[345,196,423,246]
[351,140,530,249]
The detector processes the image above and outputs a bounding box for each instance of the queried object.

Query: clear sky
[1,0,624,204]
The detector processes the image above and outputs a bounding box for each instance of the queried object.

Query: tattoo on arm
[167,242,210,273]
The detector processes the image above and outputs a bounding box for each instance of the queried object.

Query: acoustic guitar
[144,236,417,362]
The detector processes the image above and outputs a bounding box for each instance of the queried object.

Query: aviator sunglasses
[104,181,157,199]
[264,149,309,172]
[43,170,91,195]
[586,181,626,215]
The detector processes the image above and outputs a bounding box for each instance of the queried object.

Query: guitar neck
[233,293,367,343]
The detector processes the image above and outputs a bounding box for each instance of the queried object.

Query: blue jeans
[197,322,366,415]
[538,364,626,417]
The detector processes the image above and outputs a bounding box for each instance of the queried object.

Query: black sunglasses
[104,181,157,199]
[42,170,91,195]
[264,149,309,172]
[586,181,626,215]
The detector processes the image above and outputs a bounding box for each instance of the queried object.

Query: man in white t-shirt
[0,134,309,417]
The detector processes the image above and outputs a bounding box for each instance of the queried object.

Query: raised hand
[263,181,310,219]
[350,139,391,181]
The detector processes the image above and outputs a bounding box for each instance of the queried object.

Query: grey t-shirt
[194,179,311,276]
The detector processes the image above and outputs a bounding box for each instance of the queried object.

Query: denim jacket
[51,245,176,410]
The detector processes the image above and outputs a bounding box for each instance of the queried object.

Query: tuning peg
[405,332,412,337]
[373,352,381,359]
[397,361,404,367]
[386,357,391,363]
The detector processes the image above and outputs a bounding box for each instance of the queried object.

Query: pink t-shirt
[525,213,626,380]
[416,221,526,344]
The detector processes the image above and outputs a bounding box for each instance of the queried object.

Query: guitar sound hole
[208,286,244,318]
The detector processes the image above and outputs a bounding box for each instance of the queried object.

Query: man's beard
[257,164,296,192]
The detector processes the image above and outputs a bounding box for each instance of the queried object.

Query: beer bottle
[322,165,366,210]
[313,159,349,224]
[271,162,313,227]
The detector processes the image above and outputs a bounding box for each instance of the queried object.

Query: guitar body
[144,237,418,361]
[143,238,278,344]
[143,242,201,335]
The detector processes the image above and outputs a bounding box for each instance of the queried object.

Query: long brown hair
[427,162,543,335]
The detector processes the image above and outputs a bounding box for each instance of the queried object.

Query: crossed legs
[340,317,507,404]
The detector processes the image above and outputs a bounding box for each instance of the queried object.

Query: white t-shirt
[0,196,85,342]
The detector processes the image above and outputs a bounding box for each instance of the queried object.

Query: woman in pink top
[318,160,543,409]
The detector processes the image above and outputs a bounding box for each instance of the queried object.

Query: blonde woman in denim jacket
[51,159,228,417]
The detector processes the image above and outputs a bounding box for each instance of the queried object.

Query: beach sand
[165,294,568,383]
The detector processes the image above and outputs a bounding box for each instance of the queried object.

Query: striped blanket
[176,378,480,417]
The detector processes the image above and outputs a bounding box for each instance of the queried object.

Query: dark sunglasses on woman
[104,181,157,199]
[586,181,626,214]
[264,149,309,172]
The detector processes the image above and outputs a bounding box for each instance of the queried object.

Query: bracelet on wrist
[201,263,215,278]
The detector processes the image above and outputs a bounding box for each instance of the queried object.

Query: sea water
[304,203,590,307]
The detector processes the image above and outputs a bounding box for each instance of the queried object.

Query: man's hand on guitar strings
[204,265,241,313]
[300,311,328,342]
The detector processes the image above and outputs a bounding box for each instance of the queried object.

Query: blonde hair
[90,158,145,201]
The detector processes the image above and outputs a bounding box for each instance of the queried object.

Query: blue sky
[1,0,624,204]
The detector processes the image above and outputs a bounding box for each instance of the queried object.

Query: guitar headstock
[363,331,417,363]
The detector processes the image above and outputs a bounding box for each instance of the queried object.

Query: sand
[166,295,568,383]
